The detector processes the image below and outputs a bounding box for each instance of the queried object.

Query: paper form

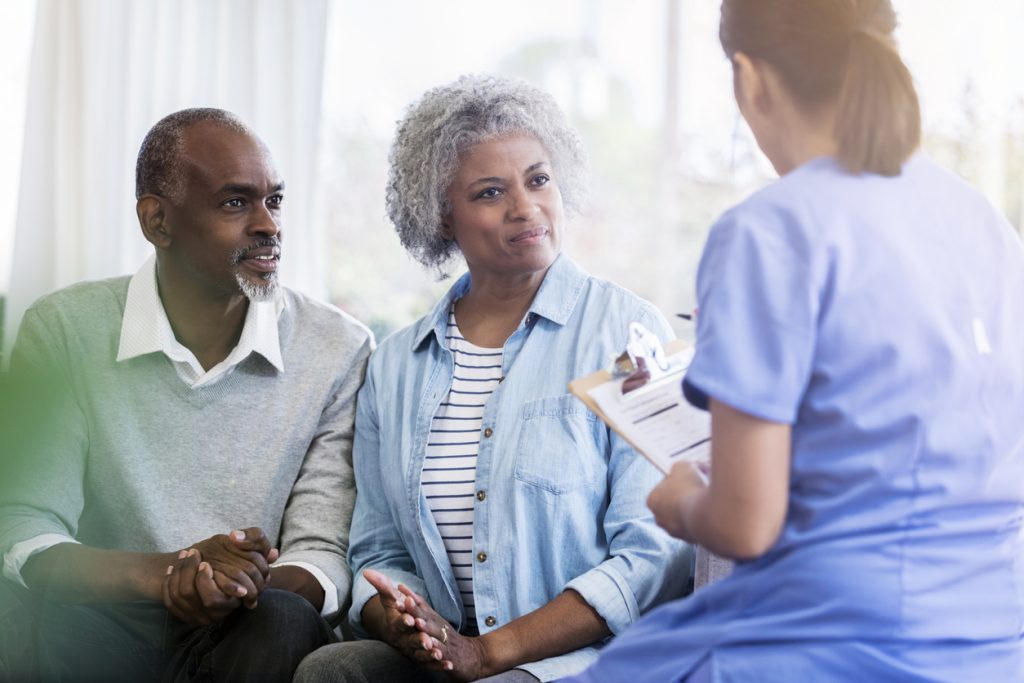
[587,368,710,474]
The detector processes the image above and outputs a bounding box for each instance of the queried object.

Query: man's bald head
[135,108,256,202]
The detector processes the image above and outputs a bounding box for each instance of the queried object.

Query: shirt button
[484,616,497,627]
[476,490,486,502]
[476,551,487,563]
[483,427,493,438]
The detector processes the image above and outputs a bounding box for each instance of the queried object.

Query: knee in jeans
[244,589,331,646]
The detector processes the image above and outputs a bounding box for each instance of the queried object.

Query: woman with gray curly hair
[295,75,691,682]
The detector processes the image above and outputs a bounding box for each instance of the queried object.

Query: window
[0,0,37,301]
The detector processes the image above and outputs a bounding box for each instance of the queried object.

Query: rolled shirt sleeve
[2,533,80,588]
[271,560,339,619]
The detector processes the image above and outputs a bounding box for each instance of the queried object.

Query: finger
[213,537,271,584]
[407,644,443,665]
[397,583,424,606]
[168,550,193,617]
[162,564,185,620]
[212,568,249,601]
[689,461,710,486]
[393,630,439,663]
[208,562,259,601]
[398,585,438,624]
[211,569,257,610]
[229,527,273,557]
[175,550,207,618]
[196,562,236,612]
[167,557,207,626]
[364,569,403,603]
[413,616,449,646]
[267,548,280,563]
[215,544,272,578]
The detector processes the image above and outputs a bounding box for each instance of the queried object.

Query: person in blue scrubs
[560,1,1024,682]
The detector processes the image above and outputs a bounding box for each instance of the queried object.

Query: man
[0,108,373,681]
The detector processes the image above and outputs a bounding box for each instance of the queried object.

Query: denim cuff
[565,564,640,635]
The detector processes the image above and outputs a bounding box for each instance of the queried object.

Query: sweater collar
[116,254,285,375]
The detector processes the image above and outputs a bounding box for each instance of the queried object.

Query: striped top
[422,308,503,635]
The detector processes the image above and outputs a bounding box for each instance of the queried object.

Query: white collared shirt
[117,255,285,387]
[4,256,339,618]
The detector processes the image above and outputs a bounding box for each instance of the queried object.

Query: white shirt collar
[116,255,284,386]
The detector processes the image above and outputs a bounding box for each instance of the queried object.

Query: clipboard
[569,338,710,475]
[570,327,731,588]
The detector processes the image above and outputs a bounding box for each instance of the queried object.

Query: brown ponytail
[720,0,921,176]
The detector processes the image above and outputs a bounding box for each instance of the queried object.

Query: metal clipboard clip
[609,322,688,400]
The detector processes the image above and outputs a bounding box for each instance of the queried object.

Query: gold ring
[440,625,449,645]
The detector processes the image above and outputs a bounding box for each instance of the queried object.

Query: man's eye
[267,194,284,208]
[224,198,245,208]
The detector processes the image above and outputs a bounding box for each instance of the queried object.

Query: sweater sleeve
[274,328,373,621]
[0,306,89,575]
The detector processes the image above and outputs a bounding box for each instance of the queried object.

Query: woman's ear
[732,51,771,119]
[137,195,171,249]
[733,51,778,121]
[440,219,455,242]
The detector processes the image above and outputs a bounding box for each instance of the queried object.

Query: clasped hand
[162,527,279,626]
[364,569,489,682]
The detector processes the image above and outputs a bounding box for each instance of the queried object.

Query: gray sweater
[0,277,372,610]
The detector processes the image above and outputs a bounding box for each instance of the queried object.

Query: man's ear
[732,52,772,119]
[137,195,170,249]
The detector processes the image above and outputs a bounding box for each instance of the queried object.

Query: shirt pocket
[515,394,600,494]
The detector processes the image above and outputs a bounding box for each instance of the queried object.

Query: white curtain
[5,0,330,354]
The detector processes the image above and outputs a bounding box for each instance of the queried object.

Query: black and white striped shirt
[423,309,503,635]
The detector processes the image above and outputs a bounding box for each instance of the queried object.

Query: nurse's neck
[733,53,839,177]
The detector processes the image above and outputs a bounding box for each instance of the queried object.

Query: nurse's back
[736,153,1024,644]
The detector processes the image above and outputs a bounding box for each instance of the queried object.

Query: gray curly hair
[386,74,588,274]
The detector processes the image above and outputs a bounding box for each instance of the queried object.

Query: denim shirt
[347,254,692,681]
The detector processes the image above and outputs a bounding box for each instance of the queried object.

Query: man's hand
[190,528,279,608]
[162,549,242,626]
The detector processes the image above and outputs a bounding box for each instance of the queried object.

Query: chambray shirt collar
[116,254,285,374]
[410,252,588,351]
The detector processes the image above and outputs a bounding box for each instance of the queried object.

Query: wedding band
[440,625,449,645]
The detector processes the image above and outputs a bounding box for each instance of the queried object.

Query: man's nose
[248,202,281,237]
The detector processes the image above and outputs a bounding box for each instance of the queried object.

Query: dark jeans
[0,579,336,682]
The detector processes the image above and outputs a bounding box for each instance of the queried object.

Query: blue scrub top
[562,155,1024,682]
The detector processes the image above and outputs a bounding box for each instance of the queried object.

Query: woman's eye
[531,174,550,187]
[476,187,501,200]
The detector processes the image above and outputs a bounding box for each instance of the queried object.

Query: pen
[676,313,693,321]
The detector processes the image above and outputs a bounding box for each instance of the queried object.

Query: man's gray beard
[236,272,279,302]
